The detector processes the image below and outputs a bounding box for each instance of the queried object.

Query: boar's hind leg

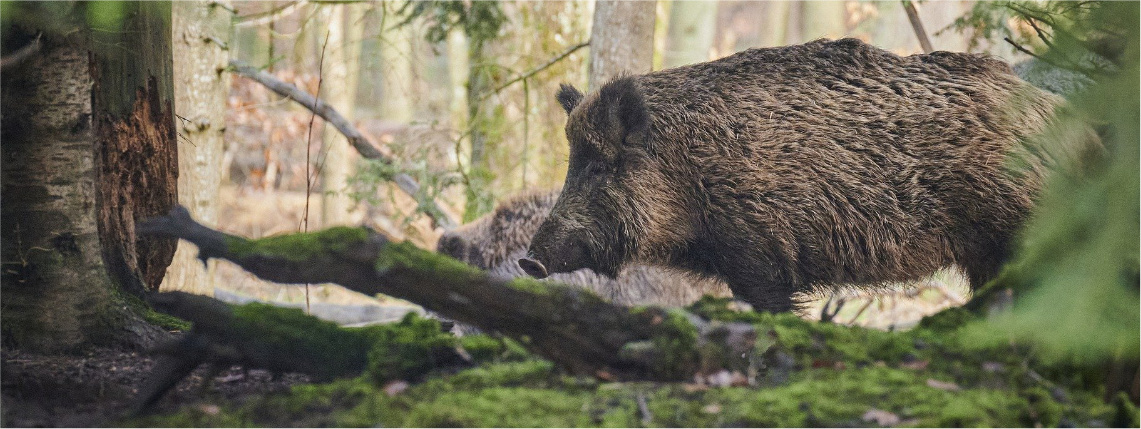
[958,242,1011,291]
[727,280,798,313]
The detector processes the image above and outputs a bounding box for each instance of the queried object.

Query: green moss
[459,335,532,363]
[227,303,377,378]
[117,291,191,331]
[917,306,974,331]
[227,226,370,262]
[365,313,457,383]
[121,285,1124,428]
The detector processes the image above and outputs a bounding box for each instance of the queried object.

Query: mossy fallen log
[138,207,758,383]
[131,292,465,413]
[124,297,1137,428]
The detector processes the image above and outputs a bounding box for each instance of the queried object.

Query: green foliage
[347,157,462,226]
[964,1,1140,365]
[395,1,507,45]
[944,1,1127,74]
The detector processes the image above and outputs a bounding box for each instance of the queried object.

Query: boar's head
[437,192,558,270]
[520,78,693,279]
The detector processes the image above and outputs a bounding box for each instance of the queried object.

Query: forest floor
[2,297,1135,428]
[0,346,310,427]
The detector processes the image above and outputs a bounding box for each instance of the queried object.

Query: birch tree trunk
[801,1,848,41]
[318,4,366,227]
[663,0,718,68]
[164,0,233,296]
[588,0,657,89]
[758,1,792,48]
[1,2,175,352]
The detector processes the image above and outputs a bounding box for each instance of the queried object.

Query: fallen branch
[902,1,934,54]
[130,291,465,414]
[229,61,457,229]
[0,33,41,71]
[139,207,757,382]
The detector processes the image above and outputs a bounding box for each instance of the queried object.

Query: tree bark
[663,0,718,68]
[758,1,791,48]
[90,2,180,298]
[1,2,174,352]
[164,0,233,296]
[800,1,847,41]
[588,0,657,89]
[317,3,366,227]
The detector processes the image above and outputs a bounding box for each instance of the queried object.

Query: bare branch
[236,1,308,28]
[0,33,41,71]
[228,60,457,229]
[481,40,591,102]
[902,1,934,54]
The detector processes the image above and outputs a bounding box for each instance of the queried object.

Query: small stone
[862,408,900,426]
[383,380,409,396]
[926,378,961,391]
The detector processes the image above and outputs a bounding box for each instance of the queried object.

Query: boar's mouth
[518,257,549,279]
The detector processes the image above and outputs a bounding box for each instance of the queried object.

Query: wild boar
[438,191,730,307]
[520,38,1069,312]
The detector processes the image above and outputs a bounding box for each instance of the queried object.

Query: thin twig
[228,61,458,229]
[0,33,42,71]
[480,40,590,103]
[301,30,330,315]
[902,1,934,54]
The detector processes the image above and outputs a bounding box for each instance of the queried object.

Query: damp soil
[1,346,309,427]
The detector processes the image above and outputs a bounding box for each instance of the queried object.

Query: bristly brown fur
[526,38,1079,312]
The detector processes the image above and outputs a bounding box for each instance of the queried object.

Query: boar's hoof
[518,258,549,279]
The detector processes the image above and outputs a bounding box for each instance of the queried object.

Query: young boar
[520,38,1067,313]
[437,191,731,307]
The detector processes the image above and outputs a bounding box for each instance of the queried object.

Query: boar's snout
[518,255,549,278]
[522,226,593,278]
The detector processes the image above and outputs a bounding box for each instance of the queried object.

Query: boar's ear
[556,84,584,114]
[598,77,649,147]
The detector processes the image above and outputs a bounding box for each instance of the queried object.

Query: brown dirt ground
[1,346,309,427]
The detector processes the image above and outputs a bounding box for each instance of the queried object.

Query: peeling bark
[0,3,173,351]
[92,2,179,297]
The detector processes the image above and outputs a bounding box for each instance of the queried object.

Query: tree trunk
[663,0,718,68]
[462,2,507,223]
[800,1,847,41]
[164,0,233,296]
[318,3,366,227]
[379,6,414,123]
[588,0,657,89]
[758,1,792,48]
[1,2,174,352]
